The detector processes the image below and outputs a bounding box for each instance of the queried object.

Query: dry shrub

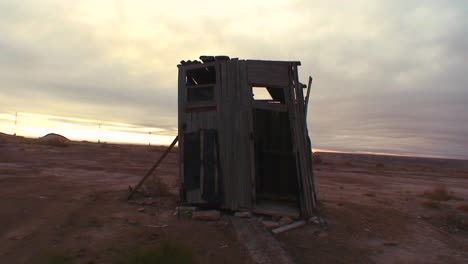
[364,193,376,197]
[144,176,171,196]
[422,200,440,209]
[423,186,456,201]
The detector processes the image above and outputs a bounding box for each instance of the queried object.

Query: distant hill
[0,132,25,143]
[38,133,70,147]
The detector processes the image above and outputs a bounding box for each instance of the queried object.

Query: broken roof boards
[178,56,317,218]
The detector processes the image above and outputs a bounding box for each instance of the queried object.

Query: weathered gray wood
[252,101,288,112]
[291,65,316,215]
[186,189,201,203]
[178,57,316,216]
[271,220,306,234]
[178,67,186,198]
[200,129,204,200]
[304,76,313,119]
[247,61,290,87]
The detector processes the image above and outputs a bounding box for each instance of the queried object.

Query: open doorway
[251,87,300,217]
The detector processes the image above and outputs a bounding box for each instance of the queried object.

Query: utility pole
[14,112,18,136]
[98,123,101,143]
[149,131,151,146]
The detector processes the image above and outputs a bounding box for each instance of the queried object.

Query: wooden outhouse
[178,56,317,218]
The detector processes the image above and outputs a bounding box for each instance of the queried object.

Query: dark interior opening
[186,66,216,85]
[187,86,214,102]
[253,109,298,203]
[186,66,216,104]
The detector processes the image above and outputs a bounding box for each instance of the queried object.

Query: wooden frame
[178,57,317,218]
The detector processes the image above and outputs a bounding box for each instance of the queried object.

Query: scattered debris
[309,216,320,224]
[175,206,198,216]
[278,216,293,226]
[138,207,146,212]
[272,220,307,234]
[262,220,280,229]
[234,211,252,218]
[177,206,197,213]
[192,210,221,221]
[141,198,155,205]
[219,243,229,248]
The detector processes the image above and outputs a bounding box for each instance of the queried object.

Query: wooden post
[304,76,313,120]
[127,135,179,199]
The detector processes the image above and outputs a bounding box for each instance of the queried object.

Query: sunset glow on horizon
[0,1,467,159]
[0,112,177,145]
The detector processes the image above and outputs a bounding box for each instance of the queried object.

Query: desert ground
[0,133,467,263]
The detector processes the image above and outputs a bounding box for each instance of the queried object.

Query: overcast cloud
[0,0,467,159]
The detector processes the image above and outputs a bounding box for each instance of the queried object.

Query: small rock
[138,207,145,212]
[234,211,252,218]
[383,241,398,246]
[142,198,155,205]
[126,218,138,225]
[192,210,220,221]
[6,230,30,240]
[278,216,293,226]
[309,216,320,224]
[262,220,280,229]
[177,206,197,213]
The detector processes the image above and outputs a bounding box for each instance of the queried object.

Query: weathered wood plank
[271,220,306,234]
[252,101,288,112]
[247,61,290,87]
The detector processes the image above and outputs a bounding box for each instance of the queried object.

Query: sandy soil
[280,153,468,264]
[0,134,467,263]
[0,136,249,264]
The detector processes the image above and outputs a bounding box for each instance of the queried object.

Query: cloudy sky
[0,0,467,159]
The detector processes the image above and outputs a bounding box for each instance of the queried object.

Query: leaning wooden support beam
[304,76,313,120]
[272,220,306,234]
[127,135,179,199]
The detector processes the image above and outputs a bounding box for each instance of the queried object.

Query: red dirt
[0,139,249,263]
[0,135,467,263]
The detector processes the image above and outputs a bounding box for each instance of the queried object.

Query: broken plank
[272,220,306,234]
